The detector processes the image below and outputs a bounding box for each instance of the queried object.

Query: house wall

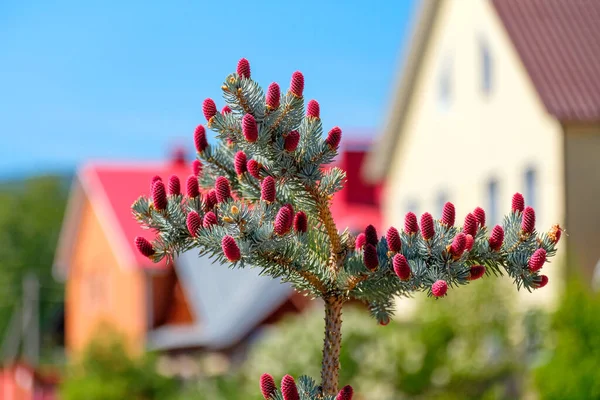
[384,0,565,308]
[564,124,600,278]
[65,195,147,356]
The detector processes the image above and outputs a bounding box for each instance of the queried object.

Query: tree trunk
[321,296,344,396]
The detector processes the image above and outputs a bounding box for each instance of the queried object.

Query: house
[54,142,381,363]
[364,0,600,306]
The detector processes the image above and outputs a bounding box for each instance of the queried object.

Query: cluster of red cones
[259,373,353,400]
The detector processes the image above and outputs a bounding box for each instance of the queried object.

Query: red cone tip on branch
[549,224,562,244]
[386,227,402,252]
[247,159,261,179]
[281,375,300,400]
[535,275,549,289]
[237,58,251,79]
[242,113,259,143]
[274,207,293,235]
[465,234,474,251]
[261,176,276,203]
[221,105,232,115]
[259,373,277,399]
[206,189,218,210]
[336,385,354,400]
[194,124,208,152]
[290,71,304,98]
[135,237,155,257]
[441,202,455,226]
[468,265,486,281]
[379,316,390,326]
[393,253,410,280]
[266,82,281,109]
[221,235,241,262]
[152,180,167,210]
[215,176,232,203]
[192,159,203,176]
[473,207,486,226]
[432,280,448,297]
[489,225,504,251]
[512,192,525,212]
[186,175,200,198]
[282,203,294,216]
[326,126,342,149]
[404,212,419,234]
[365,224,378,246]
[202,99,217,121]
[151,175,162,184]
[421,212,435,240]
[355,233,366,249]
[284,130,300,152]
[522,206,536,234]
[307,99,320,118]
[450,232,467,258]
[363,243,379,271]
[463,213,477,236]
[203,211,218,228]
[186,211,202,237]
[168,175,181,196]
[293,211,308,233]
[234,151,248,175]
[529,248,547,272]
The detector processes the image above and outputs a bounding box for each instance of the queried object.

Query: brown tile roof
[493,0,600,122]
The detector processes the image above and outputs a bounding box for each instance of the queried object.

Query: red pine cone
[221,105,232,115]
[468,265,486,281]
[363,243,379,271]
[473,207,486,226]
[420,212,435,240]
[463,213,477,236]
[404,212,419,234]
[203,211,218,228]
[355,233,366,249]
[261,176,276,203]
[441,202,455,226]
[221,235,241,262]
[194,124,208,153]
[365,225,378,246]
[186,211,202,237]
[150,175,162,193]
[528,248,547,272]
[465,234,474,251]
[326,126,342,149]
[284,130,300,152]
[307,99,320,118]
[281,375,300,400]
[274,207,293,235]
[393,253,410,280]
[234,151,248,175]
[152,180,167,210]
[283,203,294,216]
[206,189,218,210]
[488,225,504,251]
[168,175,181,196]
[135,237,155,257]
[242,113,259,143]
[259,373,277,399]
[237,58,251,79]
[202,99,217,121]
[535,275,549,289]
[522,206,536,234]
[379,316,390,326]
[450,232,467,257]
[290,71,304,98]
[192,159,203,176]
[386,227,401,252]
[432,280,448,297]
[247,159,261,179]
[266,82,281,109]
[512,192,525,212]
[293,211,308,233]
[336,385,354,400]
[186,175,200,198]
[215,176,232,203]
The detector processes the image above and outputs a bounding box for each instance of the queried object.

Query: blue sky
[0,0,416,177]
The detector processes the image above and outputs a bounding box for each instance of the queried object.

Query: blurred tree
[0,175,68,360]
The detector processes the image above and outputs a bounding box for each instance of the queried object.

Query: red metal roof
[493,0,600,121]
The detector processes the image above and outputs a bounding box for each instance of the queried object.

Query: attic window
[480,40,493,95]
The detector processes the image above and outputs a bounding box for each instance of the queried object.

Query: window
[480,41,493,95]
[438,56,453,109]
[487,178,499,226]
[524,167,537,210]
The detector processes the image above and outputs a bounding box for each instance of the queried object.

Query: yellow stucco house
[365,0,600,308]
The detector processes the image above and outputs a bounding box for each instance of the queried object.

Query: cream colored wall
[386,0,565,312]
